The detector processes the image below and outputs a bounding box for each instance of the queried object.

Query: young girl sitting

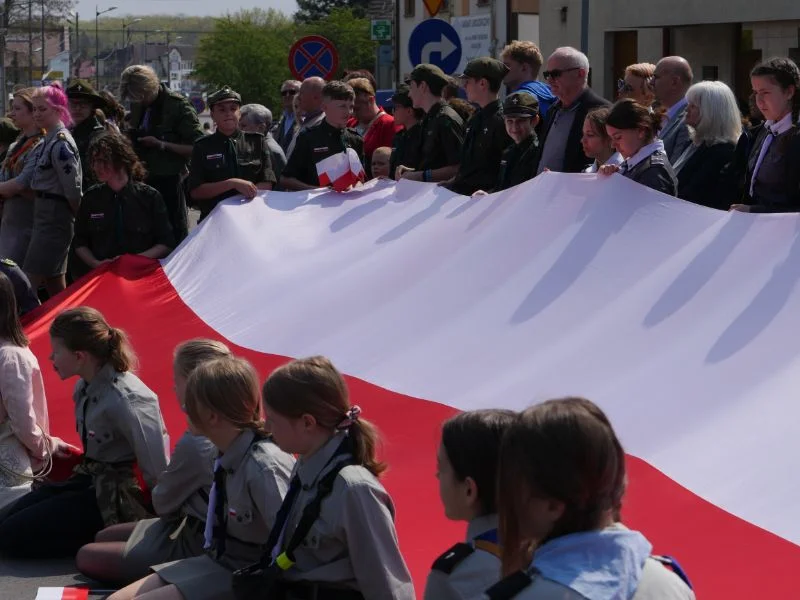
[424,409,516,600]
[486,397,695,599]
[109,355,295,600]
[76,339,232,585]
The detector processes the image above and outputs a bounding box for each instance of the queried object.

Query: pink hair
[33,83,73,128]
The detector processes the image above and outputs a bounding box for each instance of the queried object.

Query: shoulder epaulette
[0,257,17,267]
[431,542,474,574]
[649,151,667,166]
[57,132,67,141]
[484,570,534,600]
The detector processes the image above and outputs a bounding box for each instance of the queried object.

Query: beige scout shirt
[279,431,416,600]
[0,341,49,463]
[215,430,295,570]
[424,514,502,600]
[73,363,168,487]
[151,430,216,521]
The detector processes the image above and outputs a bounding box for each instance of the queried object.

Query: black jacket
[677,142,736,209]
[537,87,610,174]
[623,149,678,196]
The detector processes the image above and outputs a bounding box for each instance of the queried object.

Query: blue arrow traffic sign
[408,19,462,75]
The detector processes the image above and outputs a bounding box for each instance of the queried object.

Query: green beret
[407,64,450,90]
[459,57,510,86]
[503,92,540,118]
[208,86,242,108]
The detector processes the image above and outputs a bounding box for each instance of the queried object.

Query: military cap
[0,118,19,144]
[406,64,450,89]
[459,57,510,86]
[392,83,414,107]
[208,86,242,108]
[503,92,540,118]
[66,79,104,105]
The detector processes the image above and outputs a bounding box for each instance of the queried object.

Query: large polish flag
[25,174,800,598]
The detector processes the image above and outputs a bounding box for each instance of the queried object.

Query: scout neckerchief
[2,132,43,176]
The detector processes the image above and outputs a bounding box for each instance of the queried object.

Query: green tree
[295,0,369,24]
[193,9,294,112]
[298,8,376,76]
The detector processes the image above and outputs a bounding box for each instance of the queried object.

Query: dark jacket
[281,120,364,187]
[497,134,539,191]
[537,87,611,174]
[623,149,678,196]
[71,116,105,187]
[676,142,736,209]
[741,124,800,213]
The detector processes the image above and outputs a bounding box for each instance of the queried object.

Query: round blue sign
[408,19,462,75]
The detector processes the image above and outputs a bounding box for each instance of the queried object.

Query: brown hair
[449,98,475,122]
[585,107,612,140]
[263,356,386,476]
[173,338,232,379]
[501,40,544,71]
[100,90,125,124]
[12,87,36,112]
[441,409,516,515]
[348,77,375,97]
[322,81,356,102]
[498,397,626,575]
[50,307,137,372]
[606,98,661,140]
[0,272,27,346]
[624,62,656,81]
[184,356,267,436]
[343,69,377,93]
[88,132,148,181]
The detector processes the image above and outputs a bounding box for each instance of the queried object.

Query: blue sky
[76,0,298,18]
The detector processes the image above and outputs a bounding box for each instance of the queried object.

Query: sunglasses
[617,79,635,93]
[281,89,298,96]
[543,67,581,80]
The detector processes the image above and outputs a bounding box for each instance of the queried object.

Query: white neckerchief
[583,151,623,174]
[750,112,794,196]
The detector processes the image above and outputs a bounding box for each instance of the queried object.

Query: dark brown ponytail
[50,307,137,372]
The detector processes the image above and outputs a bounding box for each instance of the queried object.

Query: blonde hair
[184,356,267,436]
[120,65,161,102]
[624,63,656,80]
[263,356,387,476]
[686,80,743,146]
[501,40,544,70]
[347,77,375,97]
[174,338,232,378]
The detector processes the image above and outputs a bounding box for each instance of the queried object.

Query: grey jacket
[660,104,691,164]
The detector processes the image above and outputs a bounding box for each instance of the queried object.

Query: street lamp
[122,18,141,48]
[95,4,117,88]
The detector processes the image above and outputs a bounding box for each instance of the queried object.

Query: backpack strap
[484,570,534,600]
[651,555,693,589]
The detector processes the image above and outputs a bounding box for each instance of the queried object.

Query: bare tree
[0,0,75,113]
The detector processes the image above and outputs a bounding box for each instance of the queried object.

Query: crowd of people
[0,35,793,600]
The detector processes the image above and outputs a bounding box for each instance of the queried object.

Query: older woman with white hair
[239,103,287,183]
[673,81,742,208]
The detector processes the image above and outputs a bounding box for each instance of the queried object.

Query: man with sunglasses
[536,47,610,175]
[652,56,693,163]
[273,80,301,153]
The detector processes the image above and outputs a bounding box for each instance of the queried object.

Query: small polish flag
[35,588,89,600]
[316,148,365,192]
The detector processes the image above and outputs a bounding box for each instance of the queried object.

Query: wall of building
[672,24,737,87]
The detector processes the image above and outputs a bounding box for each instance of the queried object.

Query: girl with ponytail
[110,355,295,600]
[76,339,233,586]
[0,306,168,558]
[255,355,415,600]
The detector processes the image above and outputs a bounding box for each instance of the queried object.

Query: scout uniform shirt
[206,430,295,570]
[73,363,169,524]
[497,134,539,191]
[447,100,512,196]
[0,258,39,315]
[127,84,205,178]
[282,120,364,187]
[424,514,502,600]
[277,431,415,599]
[419,100,465,171]
[71,115,105,188]
[390,122,424,177]
[24,124,82,205]
[187,129,277,221]
[72,180,175,275]
[620,139,678,196]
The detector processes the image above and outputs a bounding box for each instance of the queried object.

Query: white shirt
[622,139,666,172]
[584,151,624,173]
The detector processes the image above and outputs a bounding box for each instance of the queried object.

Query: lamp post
[95,4,117,88]
[66,12,79,80]
[40,0,45,81]
[122,18,141,48]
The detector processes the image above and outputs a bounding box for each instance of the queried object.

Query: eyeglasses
[281,89,298,96]
[617,79,635,93]
[543,67,581,80]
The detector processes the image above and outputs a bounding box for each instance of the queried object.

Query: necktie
[269,475,302,562]
[226,137,240,178]
[618,160,629,174]
[203,459,226,555]
[750,127,778,197]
